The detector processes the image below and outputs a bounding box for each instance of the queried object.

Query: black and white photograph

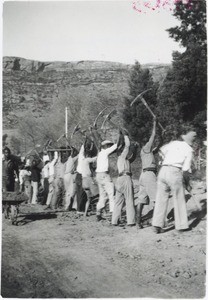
[1,0,207,298]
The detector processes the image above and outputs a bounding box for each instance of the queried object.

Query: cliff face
[3,56,169,131]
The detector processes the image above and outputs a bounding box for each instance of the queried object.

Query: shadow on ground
[16,212,57,226]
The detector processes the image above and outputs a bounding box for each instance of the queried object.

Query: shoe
[77,211,84,215]
[152,226,165,234]
[44,205,51,210]
[138,223,144,229]
[127,223,136,227]
[96,215,103,221]
[177,227,190,233]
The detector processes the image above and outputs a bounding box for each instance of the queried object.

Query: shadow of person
[167,194,192,222]
[189,199,207,229]
[16,212,57,226]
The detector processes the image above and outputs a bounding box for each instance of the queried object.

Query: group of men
[2,118,197,234]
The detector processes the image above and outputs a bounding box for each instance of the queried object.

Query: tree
[157,0,207,140]
[123,61,158,144]
[10,135,22,155]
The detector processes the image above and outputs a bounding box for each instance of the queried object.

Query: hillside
[3,56,170,154]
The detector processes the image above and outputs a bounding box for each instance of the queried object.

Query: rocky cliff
[3,56,169,131]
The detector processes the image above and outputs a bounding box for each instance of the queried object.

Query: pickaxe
[93,107,109,129]
[101,109,117,131]
[71,123,86,140]
[130,89,165,131]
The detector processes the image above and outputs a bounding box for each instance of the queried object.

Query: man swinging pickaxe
[130,89,165,132]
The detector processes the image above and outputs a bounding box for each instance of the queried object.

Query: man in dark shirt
[2,147,19,192]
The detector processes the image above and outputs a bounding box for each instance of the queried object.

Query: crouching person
[112,132,136,226]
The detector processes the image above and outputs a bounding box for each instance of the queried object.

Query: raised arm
[143,118,156,153]
[152,129,165,155]
[120,135,130,159]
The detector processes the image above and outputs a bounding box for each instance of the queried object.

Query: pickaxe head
[93,107,109,129]
[71,123,81,139]
[101,109,117,130]
[130,88,152,107]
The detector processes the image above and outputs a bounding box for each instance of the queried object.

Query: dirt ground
[1,180,207,299]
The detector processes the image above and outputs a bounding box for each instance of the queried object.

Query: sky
[3,0,184,64]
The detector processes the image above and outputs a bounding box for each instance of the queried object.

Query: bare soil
[1,180,206,298]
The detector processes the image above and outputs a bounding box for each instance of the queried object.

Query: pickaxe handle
[46,148,71,152]
[140,97,165,131]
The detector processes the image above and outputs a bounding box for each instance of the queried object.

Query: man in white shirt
[152,131,196,233]
[41,160,50,204]
[52,150,66,209]
[19,164,32,202]
[112,134,136,226]
[64,147,79,211]
[96,139,118,221]
[77,144,98,216]
[45,151,58,209]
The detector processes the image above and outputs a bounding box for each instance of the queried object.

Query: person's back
[161,140,193,170]
[140,145,156,170]
[152,131,196,233]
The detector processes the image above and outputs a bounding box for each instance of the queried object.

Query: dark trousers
[43,178,49,204]
[3,177,15,192]
[75,173,87,212]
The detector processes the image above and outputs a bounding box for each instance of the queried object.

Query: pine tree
[157,0,207,140]
[123,61,158,143]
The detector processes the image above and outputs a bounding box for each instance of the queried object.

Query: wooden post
[65,107,68,147]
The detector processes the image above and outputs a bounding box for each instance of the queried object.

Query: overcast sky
[3,0,183,64]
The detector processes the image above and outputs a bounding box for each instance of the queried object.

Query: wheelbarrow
[2,192,28,225]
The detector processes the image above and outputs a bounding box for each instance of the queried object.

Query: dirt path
[1,181,206,298]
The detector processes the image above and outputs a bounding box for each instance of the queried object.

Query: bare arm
[143,119,156,153]
[120,135,130,159]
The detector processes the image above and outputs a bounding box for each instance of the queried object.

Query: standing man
[51,150,65,209]
[64,147,79,211]
[96,138,118,221]
[77,141,98,217]
[112,132,136,226]
[41,160,50,205]
[19,163,32,202]
[31,158,41,204]
[45,151,58,209]
[135,118,158,228]
[2,147,19,192]
[152,131,196,233]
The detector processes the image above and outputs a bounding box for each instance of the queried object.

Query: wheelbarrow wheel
[10,205,18,225]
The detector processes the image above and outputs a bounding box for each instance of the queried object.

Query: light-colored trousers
[135,171,157,205]
[51,177,65,209]
[46,175,55,206]
[96,172,115,213]
[31,181,38,204]
[152,166,189,230]
[24,180,32,202]
[64,173,77,210]
[112,175,135,225]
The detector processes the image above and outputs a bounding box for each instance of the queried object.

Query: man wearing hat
[152,131,196,233]
[96,139,118,221]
